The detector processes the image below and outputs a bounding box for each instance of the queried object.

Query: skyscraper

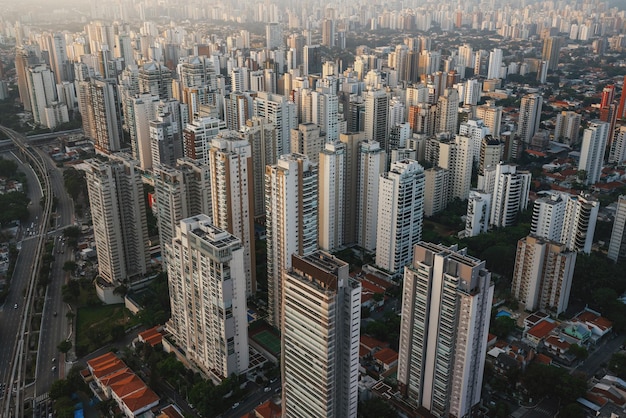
[542,36,563,71]
[167,215,249,381]
[608,195,626,263]
[423,167,449,217]
[438,135,473,201]
[517,94,543,144]
[319,142,346,252]
[139,61,172,100]
[465,190,492,237]
[85,154,150,289]
[209,133,256,296]
[490,163,532,228]
[15,45,40,111]
[79,78,123,154]
[512,235,576,314]
[435,88,460,135]
[398,242,493,418]
[282,251,360,418]
[303,45,322,75]
[290,123,325,165]
[340,132,366,246]
[357,140,386,251]
[266,23,282,50]
[487,48,503,79]
[265,154,318,327]
[182,116,227,165]
[609,125,626,165]
[153,158,212,264]
[476,100,502,138]
[254,91,298,158]
[579,120,610,185]
[560,193,599,254]
[364,89,390,154]
[26,64,58,127]
[129,94,160,170]
[554,110,582,146]
[376,159,425,275]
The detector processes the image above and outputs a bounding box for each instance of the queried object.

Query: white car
[13,304,18,309]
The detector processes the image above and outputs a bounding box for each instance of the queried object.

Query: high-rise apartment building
[357,140,386,251]
[15,45,40,111]
[254,92,298,158]
[321,18,335,47]
[153,159,212,263]
[579,120,610,185]
[282,252,360,418]
[241,117,278,220]
[266,23,282,49]
[435,88,460,135]
[209,133,257,296]
[465,190,492,237]
[398,242,493,418]
[167,215,249,381]
[609,124,626,164]
[129,94,160,170]
[340,132,365,246]
[265,154,318,327]
[476,101,503,138]
[79,78,123,154]
[319,142,346,252]
[26,64,59,127]
[290,123,325,165]
[423,167,449,217]
[512,235,576,314]
[608,195,626,263]
[487,48,503,79]
[438,135,473,201]
[542,36,563,71]
[554,111,581,146]
[139,61,172,100]
[479,136,503,177]
[85,154,150,287]
[517,94,543,144]
[376,159,425,275]
[183,116,227,165]
[364,89,390,153]
[459,119,490,163]
[490,163,532,228]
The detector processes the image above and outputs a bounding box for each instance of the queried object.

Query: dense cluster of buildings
[3,0,626,415]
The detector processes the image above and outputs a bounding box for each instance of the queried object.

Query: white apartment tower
[436,88,460,135]
[512,235,576,314]
[209,133,257,296]
[560,194,599,254]
[319,142,346,252]
[356,140,387,253]
[459,119,490,163]
[490,163,532,228]
[531,193,567,243]
[487,48,503,79]
[254,92,298,158]
[85,154,150,287]
[282,252,361,418]
[182,116,227,165]
[398,242,493,418]
[265,154,318,327]
[517,94,543,144]
[465,190,492,237]
[129,94,160,170]
[376,159,425,275]
[438,135,473,201]
[167,215,249,381]
[579,120,610,185]
[554,111,582,146]
[608,195,626,263]
[476,101,503,138]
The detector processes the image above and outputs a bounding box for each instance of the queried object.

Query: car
[51,358,56,363]
[232,402,239,409]
[51,366,56,372]
[264,387,271,392]
[53,312,57,317]
[13,303,18,309]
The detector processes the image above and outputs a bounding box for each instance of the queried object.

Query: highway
[34,149,75,396]
[0,151,43,399]
[0,126,53,418]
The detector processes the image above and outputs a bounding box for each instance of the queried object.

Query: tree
[568,344,588,360]
[358,398,396,418]
[49,379,71,400]
[560,403,585,418]
[110,325,126,341]
[62,261,77,272]
[57,340,72,354]
[609,352,626,378]
[491,316,516,338]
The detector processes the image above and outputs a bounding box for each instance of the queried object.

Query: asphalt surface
[0,151,43,396]
[221,379,281,418]
[34,150,75,396]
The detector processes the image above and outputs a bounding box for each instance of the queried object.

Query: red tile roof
[545,335,571,350]
[121,386,160,413]
[254,400,282,418]
[534,353,552,365]
[139,326,163,347]
[360,335,388,351]
[159,405,184,418]
[527,321,557,339]
[374,348,398,365]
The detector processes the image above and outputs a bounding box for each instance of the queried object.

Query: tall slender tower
[85,154,150,288]
[517,94,543,144]
[265,154,318,327]
[167,215,249,381]
[357,140,386,251]
[608,195,626,263]
[542,36,563,71]
[578,120,610,185]
[376,159,425,275]
[398,242,493,418]
[364,89,390,153]
[319,142,346,252]
[489,163,532,228]
[208,133,257,296]
[282,252,360,418]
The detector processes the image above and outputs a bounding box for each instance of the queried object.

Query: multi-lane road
[0,127,76,416]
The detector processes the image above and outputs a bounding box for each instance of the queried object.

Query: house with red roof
[373,348,398,372]
[138,326,163,347]
[574,309,613,339]
[85,352,160,417]
[525,319,557,348]
[544,335,571,357]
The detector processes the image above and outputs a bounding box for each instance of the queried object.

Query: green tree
[491,316,516,338]
[57,340,72,354]
[0,157,18,177]
[49,379,71,400]
[110,325,126,341]
[568,344,588,360]
[560,403,585,418]
[609,352,626,378]
[358,398,396,418]
[62,261,77,272]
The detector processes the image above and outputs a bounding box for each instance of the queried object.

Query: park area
[75,304,139,356]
